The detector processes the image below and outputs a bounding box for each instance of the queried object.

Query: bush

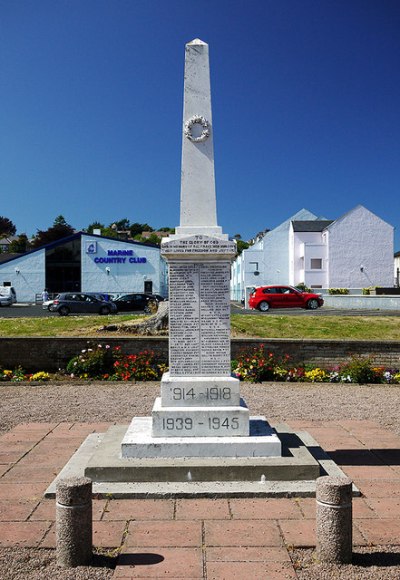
[112,347,164,381]
[29,371,51,382]
[304,368,328,382]
[0,366,27,382]
[328,288,349,295]
[66,343,113,379]
[296,282,311,293]
[232,345,291,383]
[339,355,381,384]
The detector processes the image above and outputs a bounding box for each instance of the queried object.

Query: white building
[231,205,394,301]
[395,251,400,287]
[0,232,168,302]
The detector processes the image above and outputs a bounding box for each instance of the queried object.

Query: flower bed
[232,345,400,384]
[1,342,400,385]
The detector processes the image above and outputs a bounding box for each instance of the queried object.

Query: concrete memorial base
[121,415,281,458]
[45,423,360,498]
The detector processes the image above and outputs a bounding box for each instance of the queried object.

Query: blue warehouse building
[0,232,167,302]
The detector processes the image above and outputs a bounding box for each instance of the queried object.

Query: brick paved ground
[1,420,400,578]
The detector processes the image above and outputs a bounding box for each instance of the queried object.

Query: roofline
[324,204,394,232]
[0,231,160,266]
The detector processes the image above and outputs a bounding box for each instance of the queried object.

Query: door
[144,280,153,294]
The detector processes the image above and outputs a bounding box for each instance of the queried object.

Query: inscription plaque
[169,261,231,376]
[162,235,236,256]
[151,398,250,437]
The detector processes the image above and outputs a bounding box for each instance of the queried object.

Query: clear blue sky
[1,1,400,247]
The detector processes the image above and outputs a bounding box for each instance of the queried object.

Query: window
[310,258,322,270]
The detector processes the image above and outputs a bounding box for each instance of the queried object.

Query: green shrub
[112,347,164,381]
[295,282,311,293]
[66,343,113,379]
[232,345,290,383]
[339,355,381,384]
[328,288,349,295]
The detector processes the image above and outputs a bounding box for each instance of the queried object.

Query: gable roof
[0,231,160,267]
[325,205,393,232]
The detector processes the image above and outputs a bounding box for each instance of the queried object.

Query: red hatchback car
[248,285,324,312]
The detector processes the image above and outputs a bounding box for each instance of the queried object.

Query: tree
[236,239,250,255]
[31,215,75,248]
[0,216,16,237]
[129,222,154,238]
[112,218,131,231]
[8,234,29,253]
[86,221,105,234]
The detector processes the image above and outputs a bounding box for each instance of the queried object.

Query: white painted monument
[121,39,281,458]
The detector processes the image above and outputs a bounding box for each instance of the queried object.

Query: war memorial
[46,40,354,498]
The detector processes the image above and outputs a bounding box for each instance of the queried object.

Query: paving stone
[0,482,45,501]
[341,464,399,480]
[0,465,10,477]
[93,520,127,548]
[356,518,400,544]
[204,520,282,547]
[0,521,51,547]
[38,522,55,548]
[206,561,297,579]
[114,547,203,578]
[0,499,38,521]
[0,464,60,483]
[364,497,400,518]
[103,498,174,521]
[279,519,316,547]
[356,479,400,498]
[229,498,301,520]
[206,546,291,562]
[0,446,30,463]
[127,521,202,548]
[175,498,230,520]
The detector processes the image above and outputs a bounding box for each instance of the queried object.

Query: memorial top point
[187,38,207,45]
[171,39,228,241]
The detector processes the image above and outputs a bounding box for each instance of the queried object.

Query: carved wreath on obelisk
[184,115,210,142]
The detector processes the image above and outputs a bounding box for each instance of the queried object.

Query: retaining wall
[1,337,399,372]
[323,295,400,310]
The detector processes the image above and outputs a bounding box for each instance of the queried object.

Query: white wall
[290,230,328,288]
[327,206,394,288]
[230,209,320,298]
[394,254,400,287]
[0,250,46,302]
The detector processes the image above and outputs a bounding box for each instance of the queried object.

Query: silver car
[52,293,117,316]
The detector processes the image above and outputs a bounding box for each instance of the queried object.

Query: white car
[42,299,55,311]
[0,286,17,306]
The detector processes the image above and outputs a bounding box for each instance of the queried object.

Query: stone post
[56,476,92,567]
[316,475,352,564]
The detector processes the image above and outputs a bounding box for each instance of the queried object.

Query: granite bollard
[56,476,92,567]
[316,475,352,563]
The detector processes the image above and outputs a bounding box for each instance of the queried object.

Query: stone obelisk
[121,39,281,458]
[176,39,223,238]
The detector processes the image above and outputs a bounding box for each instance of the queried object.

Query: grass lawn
[230,314,400,340]
[0,314,142,337]
[0,312,399,340]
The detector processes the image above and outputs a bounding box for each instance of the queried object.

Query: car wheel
[307,299,319,310]
[100,306,111,315]
[258,301,270,312]
[48,305,54,311]
[58,306,70,316]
